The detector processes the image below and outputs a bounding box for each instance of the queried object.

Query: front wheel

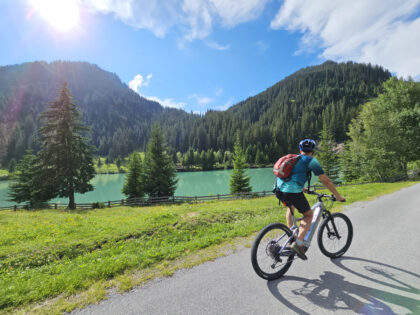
[318,212,353,258]
[251,223,295,280]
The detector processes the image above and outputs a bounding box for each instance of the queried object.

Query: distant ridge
[0,60,391,165]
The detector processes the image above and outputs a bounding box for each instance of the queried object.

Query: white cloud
[205,40,230,50]
[81,0,269,41]
[146,96,186,110]
[189,93,213,105]
[253,40,269,53]
[270,0,420,78]
[128,73,152,93]
[215,87,223,96]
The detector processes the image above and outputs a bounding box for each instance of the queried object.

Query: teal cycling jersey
[276,155,324,193]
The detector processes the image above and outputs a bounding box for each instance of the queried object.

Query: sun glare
[31,0,80,32]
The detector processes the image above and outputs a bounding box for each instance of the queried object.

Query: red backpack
[273,154,301,181]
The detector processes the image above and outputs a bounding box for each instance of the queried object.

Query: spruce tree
[8,151,51,207]
[116,156,122,171]
[143,125,178,197]
[122,152,144,199]
[8,158,16,173]
[38,82,95,209]
[230,135,252,194]
[317,124,341,183]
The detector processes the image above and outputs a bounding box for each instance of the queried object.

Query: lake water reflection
[0,168,275,207]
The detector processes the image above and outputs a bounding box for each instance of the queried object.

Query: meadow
[0,181,417,314]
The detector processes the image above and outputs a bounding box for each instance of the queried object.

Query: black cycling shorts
[277,191,311,214]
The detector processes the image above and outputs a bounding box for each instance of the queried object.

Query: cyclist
[275,139,346,260]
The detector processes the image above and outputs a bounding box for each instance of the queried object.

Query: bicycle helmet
[299,139,317,152]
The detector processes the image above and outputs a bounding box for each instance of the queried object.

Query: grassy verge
[0,170,10,180]
[0,181,417,314]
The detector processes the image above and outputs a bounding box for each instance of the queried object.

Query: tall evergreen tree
[143,125,178,197]
[38,82,95,209]
[317,124,341,183]
[8,158,16,173]
[230,135,252,194]
[122,152,144,199]
[8,151,51,207]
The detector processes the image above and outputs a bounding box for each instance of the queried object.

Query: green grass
[94,157,128,174]
[0,170,10,180]
[0,181,417,314]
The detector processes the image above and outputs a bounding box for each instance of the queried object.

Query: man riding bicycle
[275,139,346,260]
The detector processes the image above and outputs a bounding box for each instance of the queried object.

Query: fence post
[121,199,124,205]
[217,194,220,200]
[55,203,57,209]
[108,201,111,208]
[14,205,17,211]
[263,191,266,197]
[173,195,175,203]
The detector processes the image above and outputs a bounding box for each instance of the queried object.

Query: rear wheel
[251,223,295,280]
[318,213,353,258]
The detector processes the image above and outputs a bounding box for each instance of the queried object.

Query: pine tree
[116,156,122,171]
[143,125,178,197]
[122,152,144,199]
[8,151,51,207]
[38,82,95,209]
[230,135,252,194]
[8,158,16,173]
[317,124,341,183]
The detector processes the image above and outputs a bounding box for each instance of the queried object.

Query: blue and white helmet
[299,139,317,152]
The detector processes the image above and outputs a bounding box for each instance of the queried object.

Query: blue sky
[1,0,420,114]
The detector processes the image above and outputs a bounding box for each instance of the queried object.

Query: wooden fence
[1,170,416,211]
[0,190,274,211]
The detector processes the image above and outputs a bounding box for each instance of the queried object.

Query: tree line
[8,84,179,209]
[6,66,419,207]
[1,61,391,167]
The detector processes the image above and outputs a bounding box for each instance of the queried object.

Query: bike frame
[278,192,338,251]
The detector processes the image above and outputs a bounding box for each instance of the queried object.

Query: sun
[30,0,80,32]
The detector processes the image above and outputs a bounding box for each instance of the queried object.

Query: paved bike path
[75,183,420,315]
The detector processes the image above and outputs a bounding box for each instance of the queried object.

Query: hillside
[0,61,190,165]
[0,60,391,166]
[163,61,391,159]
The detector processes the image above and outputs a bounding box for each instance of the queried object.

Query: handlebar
[306,190,345,202]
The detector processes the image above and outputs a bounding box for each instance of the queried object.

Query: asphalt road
[75,183,420,315]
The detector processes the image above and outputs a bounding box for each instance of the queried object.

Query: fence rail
[0,190,274,211]
[1,170,417,211]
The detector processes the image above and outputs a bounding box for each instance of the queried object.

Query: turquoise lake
[0,168,277,207]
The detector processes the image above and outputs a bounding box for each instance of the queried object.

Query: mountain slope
[0,60,391,166]
[161,61,391,157]
[0,61,190,164]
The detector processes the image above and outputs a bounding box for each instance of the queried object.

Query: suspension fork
[323,209,341,239]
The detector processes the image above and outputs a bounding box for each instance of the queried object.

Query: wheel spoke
[251,223,296,280]
[318,213,353,258]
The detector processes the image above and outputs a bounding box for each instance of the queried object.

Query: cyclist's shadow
[267,257,420,315]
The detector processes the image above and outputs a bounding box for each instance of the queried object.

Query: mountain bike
[251,190,353,280]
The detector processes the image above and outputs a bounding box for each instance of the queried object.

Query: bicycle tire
[251,223,295,280]
[317,212,353,258]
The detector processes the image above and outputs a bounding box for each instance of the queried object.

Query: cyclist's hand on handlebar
[335,195,346,202]
[303,187,309,193]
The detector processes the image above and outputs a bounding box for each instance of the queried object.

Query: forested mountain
[0,60,391,166]
[161,61,391,162]
[0,61,190,165]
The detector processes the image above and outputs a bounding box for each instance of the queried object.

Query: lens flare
[30,0,80,32]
